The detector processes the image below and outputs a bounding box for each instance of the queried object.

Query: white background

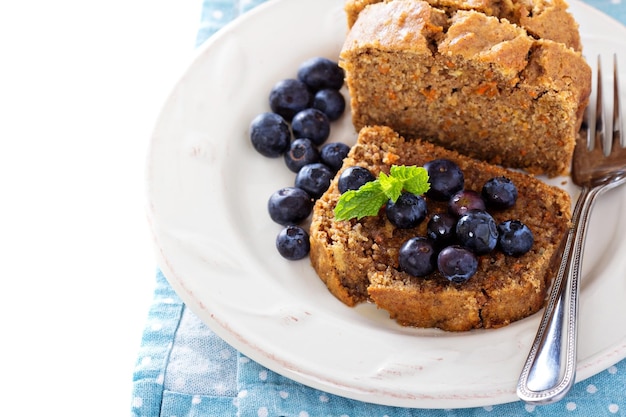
[0,1,201,415]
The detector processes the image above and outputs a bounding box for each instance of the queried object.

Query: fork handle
[517,185,601,405]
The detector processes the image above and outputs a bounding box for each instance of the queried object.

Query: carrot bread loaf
[339,0,591,176]
[309,126,571,331]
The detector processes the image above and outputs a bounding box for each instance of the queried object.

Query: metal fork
[517,55,626,405]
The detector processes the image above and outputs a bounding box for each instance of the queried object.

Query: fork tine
[580,82,591,150]
[595,55,606,154]
[613,54,622,151]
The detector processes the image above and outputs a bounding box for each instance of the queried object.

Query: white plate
[146,0,626,409]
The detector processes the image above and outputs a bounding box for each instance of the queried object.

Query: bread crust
[344,0,583,52]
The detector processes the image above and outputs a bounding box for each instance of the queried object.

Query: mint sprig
[334,165,430,221]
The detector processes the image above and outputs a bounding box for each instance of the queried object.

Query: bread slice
[339,0,591,176]
[309,126,571,331]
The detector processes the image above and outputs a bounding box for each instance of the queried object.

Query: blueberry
[424,159,465,201]
[284,138,320,173]
[294,162,334,199]
[297,57,345,91]
[427,212,458,248]
[456,210,498,255]
[482,176,518,209]
[291,108,330,146]
[398,237,437,277]
[312,88,346,121]
[268,187,314,226]
[437,245,479,283]
[249,112,291,157]
[276,225,310,260]
[320,142,350,172]
[385,193,428,229]
[337,166,376,193]
[269,78,312,121]
[498,220,534,256]
[448,189,486,217]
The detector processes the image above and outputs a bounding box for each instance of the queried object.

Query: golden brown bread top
[439,10,533,79]
[344,0,582,51]
[342,0,447,54]
[517,0,582,50]
[342,0,590,91]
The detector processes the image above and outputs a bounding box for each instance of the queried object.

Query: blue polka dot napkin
[132,1,626,416]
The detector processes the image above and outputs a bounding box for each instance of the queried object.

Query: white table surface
[0,1,201,415]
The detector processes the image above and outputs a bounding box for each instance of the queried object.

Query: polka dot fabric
[133,1,626,415]
[132,273,626,417]
[195,0,267,47]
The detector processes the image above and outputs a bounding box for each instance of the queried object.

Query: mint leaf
[391,165,430,195]
[333,165,431,221]
[334,180,388,220]
[378,172,403,203]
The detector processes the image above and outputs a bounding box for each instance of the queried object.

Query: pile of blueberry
[249,57,349,260]
[337,159,534,283]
